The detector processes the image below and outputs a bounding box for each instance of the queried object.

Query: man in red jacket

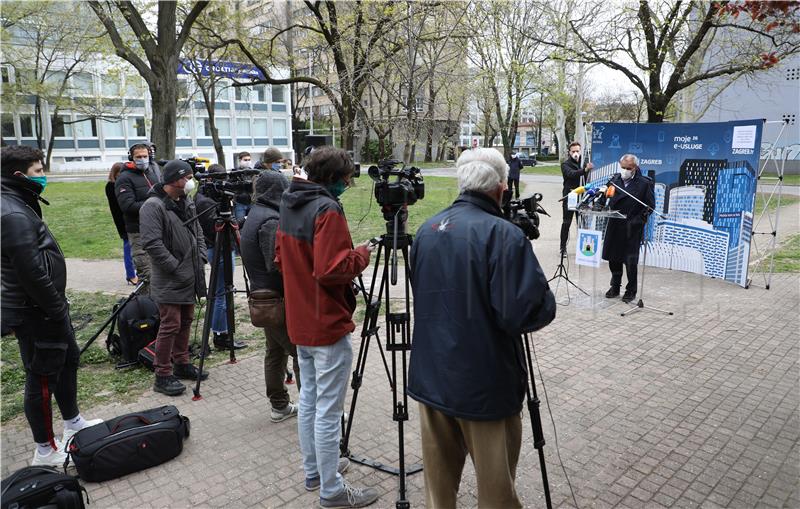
[275,147,379,508]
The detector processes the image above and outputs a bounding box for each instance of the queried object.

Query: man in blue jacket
[408,147,556,509]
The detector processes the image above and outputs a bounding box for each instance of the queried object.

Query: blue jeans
[297,335,353,499]
[123,238,136,280]
[234,202,250,223]
[207,247,235,334]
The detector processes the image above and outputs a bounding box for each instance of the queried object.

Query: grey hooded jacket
[139,185,207,305]
[240,171,289,293]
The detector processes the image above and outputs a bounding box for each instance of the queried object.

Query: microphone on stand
[557,186,586,202]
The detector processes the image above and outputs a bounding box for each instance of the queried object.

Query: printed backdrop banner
[589,120,763,287]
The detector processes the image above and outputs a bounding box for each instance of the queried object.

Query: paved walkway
[1,179,798,508]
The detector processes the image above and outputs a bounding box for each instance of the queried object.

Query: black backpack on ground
[106,295,160,368]
[1,466,87,509]
[65,405,190,483]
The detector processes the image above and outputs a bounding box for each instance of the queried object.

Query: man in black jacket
[507,152,523,199]
[408,148,556,509]
[602,154,655,303]
[1,146,102,467]
[560,141,594,254]
[115,143,162,294]
[140,160,208,396]
[240,171,300,422]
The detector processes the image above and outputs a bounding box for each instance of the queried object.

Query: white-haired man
[407,148,556,508]
[601,153,655,303]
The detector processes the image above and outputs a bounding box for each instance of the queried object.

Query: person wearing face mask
[507,152,523,199]
[601,154,655,303]
[276,147,378,508]
[407,148,556,509]
[560,141,594,254]
[1,145,104,467]
[139,160,209,396]
[115,143,163,294]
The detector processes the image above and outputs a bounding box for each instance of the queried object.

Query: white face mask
[134,158,149,170]
[620,168,634,180]
[183,179,196,194]
[240,160,253,169]
[570,152,580,161]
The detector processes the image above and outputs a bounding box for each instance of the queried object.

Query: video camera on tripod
[502,193,549,240]
[368,160,425,208]
[194,168,260,204]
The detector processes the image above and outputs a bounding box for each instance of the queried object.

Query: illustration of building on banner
[712,161,756,248]
[668,185,706,221]
[645,183,666,240]
[653,219,729,278]
[724,212,753,286]
[678,159,728,223]
[586,162,618,189]
[639,242,704,274]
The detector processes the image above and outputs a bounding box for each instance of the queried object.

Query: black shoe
[173,363,209,381]
[605,287,620,298]
[213,333,247,350]
[621,291,636,303]
[154,375,186,396]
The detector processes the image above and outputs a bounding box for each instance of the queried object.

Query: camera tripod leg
[193,239,224,401]
[521,333,553,509]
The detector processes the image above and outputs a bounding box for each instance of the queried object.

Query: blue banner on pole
[178,59,265,81]
[590,120,763,287]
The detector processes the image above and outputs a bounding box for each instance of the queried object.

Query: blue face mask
[327,180,347,198]
[271,162,282,171]
[28,175,47,192]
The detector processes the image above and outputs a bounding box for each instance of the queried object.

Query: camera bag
[248,289,285,328]
[1,466,87,509]
[65,405,190,482]
[137,339,157,371]
[106,295,160,366]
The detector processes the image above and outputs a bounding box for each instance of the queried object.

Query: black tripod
[516,331,553,509]
[548,248,589,300]
[340,206,421,509]
[192,195,248,400]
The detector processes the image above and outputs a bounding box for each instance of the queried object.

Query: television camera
[502,192,549,241]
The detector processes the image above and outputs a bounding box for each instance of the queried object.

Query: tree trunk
[646,98,666,122]
[45,106,59,171]
[554,102,567,160]
[149,75,178,159]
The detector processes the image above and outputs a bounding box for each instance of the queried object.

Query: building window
[236,118,251,137]
[253,85,266,102]
[235,86,249,102]
[125,77,145,97]
[103,119,124,138]
[216,117,231,137]
[72,73,94,96]
[177,117,191,138]
[102,77,122,97]
[1,66,9,84]
[74,116,97,138]
[272,118,287,138]
[1,114,14,138]
[271,85,285,103]
[52,115,73,138]
[127,116,146,137]
[253,118,267,137]
[19,114,38,138]
[177,79,191,100]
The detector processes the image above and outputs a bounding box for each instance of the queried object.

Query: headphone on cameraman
[128,141,155,162]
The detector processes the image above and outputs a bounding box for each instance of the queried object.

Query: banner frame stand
[746,119,788,290]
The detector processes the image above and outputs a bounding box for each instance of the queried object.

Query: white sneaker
[270,402,298,423]
[61,418,104,448]
[31,446,68,467]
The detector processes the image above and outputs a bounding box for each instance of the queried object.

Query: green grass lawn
[43,177,462,258]
[766,233,800,273]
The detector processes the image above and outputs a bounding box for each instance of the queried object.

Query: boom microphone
[558,186,586,202]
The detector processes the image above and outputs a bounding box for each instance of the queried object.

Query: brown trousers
[154,304,194,377]
[263,323,300,410]
[419,403,522,509]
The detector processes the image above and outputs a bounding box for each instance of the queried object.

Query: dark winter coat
[139,185,207,305]
[561,156,588,195]
[275,178,370,346]
[1,175,69,322]
[407,191,556,421]
[193,190,219,249]
[601,172,655,263]
[240,171,289,293]
[105,181,127,240]
[508,156,524,179]
[114,162,160,234]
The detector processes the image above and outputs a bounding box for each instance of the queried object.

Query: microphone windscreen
[606,185,616,197]
[573,186,586,194]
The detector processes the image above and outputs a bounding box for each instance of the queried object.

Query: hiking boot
[213,332,247,351]
[320,482,380,508]
[622,290,637,303]
[154,375,186,396]
[270,402,298,423]
[32,445,68,468]
[605,287,620,298]
[305,457,351,491]
[173,363,209,381]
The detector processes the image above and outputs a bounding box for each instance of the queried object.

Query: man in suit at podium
[602,154,655,303]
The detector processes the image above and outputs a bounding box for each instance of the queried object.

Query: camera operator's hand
[585,162,594,172]
[360,239,377,253]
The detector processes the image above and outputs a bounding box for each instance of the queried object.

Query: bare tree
[88,0,209,159]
